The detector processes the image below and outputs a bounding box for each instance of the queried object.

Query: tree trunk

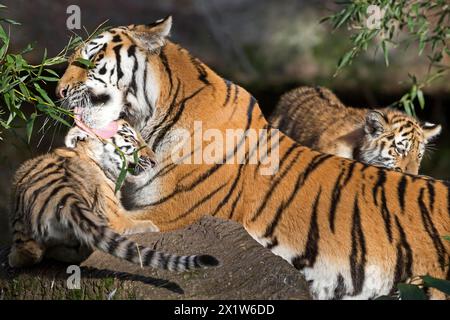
[0,217,311,300]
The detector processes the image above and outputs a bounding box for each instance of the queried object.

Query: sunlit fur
[9,119,218,271]
[57,17,449,299]
[270,86,442,174]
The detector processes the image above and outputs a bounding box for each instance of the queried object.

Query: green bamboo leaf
[1,18,20,25]
[381,40,389,66]
[337,51,353,71]
[422,276,450,295]
[45,69,60,77]
[26,112,36,143]
[75,57,95,69]
[397,283,427,300]
[37,76,60,82]
[18,82,30,99]
[115,161,128,193]
[33,83,54,105]
[47,111,71,127]
[417,90,425,109]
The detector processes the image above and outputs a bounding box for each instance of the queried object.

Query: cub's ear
[421,122,442,143]
[128,16,172,51]
[364,110,388,137]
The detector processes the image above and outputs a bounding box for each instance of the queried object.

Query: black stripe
[349,195,367,296]
[372,170,393,242]
[107,232,120,256]
[328,170,346,232]
[328,161,357,232]
[35,184,69,235]
[333,274,347,300]
[125,242,136,261]
[211,164,244,216]
[24,175,64,220]
[151,82,205,150]
[55,193,75,222]
[144,249,155,266]
[232,84,239,105]
[418,188,446,270]
[161,253,170,270]
[392,215,413,289]
[189,54,210,85]
[253,128,284,177]
[223,79,232,107]
[266,237,279,250]
[228,190,242,220]
[264,153,333,237]
[140,94,255,206]
[112,34,122,42]
[426,181,435,213]
[127,48,139,96]
[167,181,229,223]
[250,145,303,222]
[172,255,180,270]
[263,154,332,238]
[141,60,154,118]
[159,49,173,97]
[397,175,408,212]
[112,44,124,84]
[292,188,321,270]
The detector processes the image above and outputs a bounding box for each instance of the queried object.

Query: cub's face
[56,17,173,132]
[360,110,441,174]
[67,119,155,178]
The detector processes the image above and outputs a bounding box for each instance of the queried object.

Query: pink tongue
[74,107,118,139]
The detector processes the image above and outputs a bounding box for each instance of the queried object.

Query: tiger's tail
[64,205,219,271]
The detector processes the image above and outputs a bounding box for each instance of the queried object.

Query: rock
[0,216,311,300]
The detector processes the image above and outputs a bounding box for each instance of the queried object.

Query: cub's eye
[395,146,406,156]
[394,167,402,172]
[119,111,127,119]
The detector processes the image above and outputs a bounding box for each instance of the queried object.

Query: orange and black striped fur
[270,86,442,174]
[56,17,449,299]
[9,120,219,271]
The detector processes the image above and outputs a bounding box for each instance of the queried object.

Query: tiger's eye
[394,167,402,172]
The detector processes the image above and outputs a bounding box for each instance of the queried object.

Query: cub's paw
[65,127,89,148]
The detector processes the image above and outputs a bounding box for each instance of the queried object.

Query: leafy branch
[0,4,107,142]
[323,0,449,115]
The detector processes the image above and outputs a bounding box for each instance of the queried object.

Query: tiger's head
[66,119,156,179]
[358,109,441,174]
[56,17,173,132]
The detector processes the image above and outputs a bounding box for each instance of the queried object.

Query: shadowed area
[0,216,311,300]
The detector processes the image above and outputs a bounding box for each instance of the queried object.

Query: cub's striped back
[270,86,442,174]
[9,121,218,271]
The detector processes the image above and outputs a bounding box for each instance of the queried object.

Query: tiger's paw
[65,127,89,148]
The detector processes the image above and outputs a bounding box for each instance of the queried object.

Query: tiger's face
[359,110,441,174]
[67,119,156,178]
[57,17,173,131]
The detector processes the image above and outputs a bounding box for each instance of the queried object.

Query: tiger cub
[8,119,219,271]
[269,86,441,174]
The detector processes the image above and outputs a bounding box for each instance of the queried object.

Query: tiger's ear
[128,16,172,51]
[421,122,442,143]
[364,110,388,137]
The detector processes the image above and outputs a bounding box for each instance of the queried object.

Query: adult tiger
[57,17,450,299]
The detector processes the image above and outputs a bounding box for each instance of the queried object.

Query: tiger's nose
[56,84,70,99]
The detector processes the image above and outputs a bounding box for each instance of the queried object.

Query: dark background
[0,0,449,245]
